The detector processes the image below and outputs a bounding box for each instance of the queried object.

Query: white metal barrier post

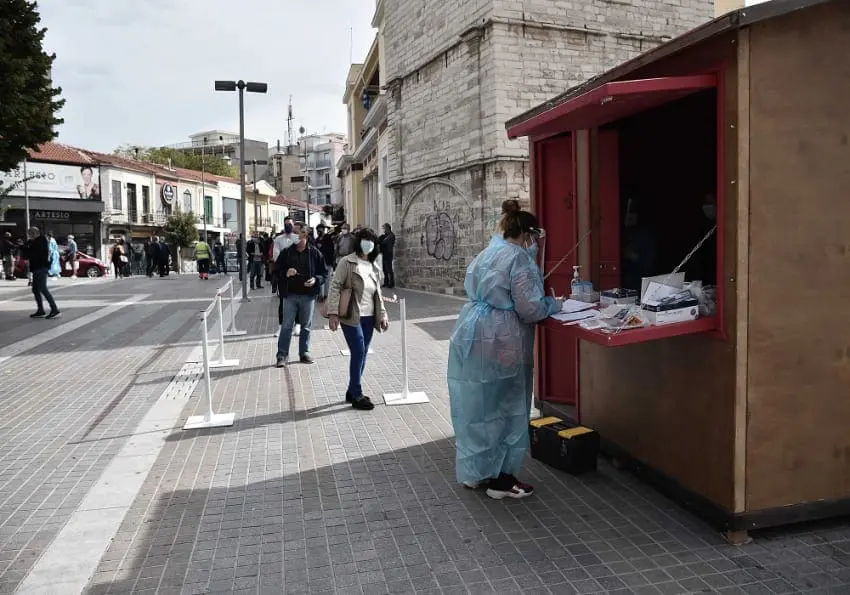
[383,297,430,406]
[225,278,247,337]
[184,307,236,430]
[210,292,240,369]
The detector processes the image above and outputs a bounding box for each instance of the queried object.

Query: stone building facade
[382,0,713,293]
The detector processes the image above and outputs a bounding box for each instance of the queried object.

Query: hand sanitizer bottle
[570,265,582,299]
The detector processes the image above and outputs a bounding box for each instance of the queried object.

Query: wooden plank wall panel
[746,2,850,511]
[579,37,739,512]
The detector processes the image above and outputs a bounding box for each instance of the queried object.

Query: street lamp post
[201,136,208,242]
[23,158,31,284]
[215,79,268,301]
[248,159,268,234]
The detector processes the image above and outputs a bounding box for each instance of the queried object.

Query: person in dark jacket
[1,232,15,280]
[378,223,396,288]
[245,235,265,289]
[146,237,160,277]
[24,227,60,319]
[157,239,171,277]
[274,223,327,367]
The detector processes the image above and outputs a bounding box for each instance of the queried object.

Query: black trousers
[146,258,157,277]
[197,258,210,275]
[215,258,226,274]
[383,257,395,288]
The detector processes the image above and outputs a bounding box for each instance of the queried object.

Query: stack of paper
[550,299,598,325]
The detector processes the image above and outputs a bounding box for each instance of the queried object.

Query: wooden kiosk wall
[532,0,850,531]
[744,2,850,513]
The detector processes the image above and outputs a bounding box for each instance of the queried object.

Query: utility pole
[23,158,31,285]
[248,159,268,234]
[201,136,208,242]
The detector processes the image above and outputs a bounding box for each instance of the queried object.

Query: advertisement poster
[0,162,101,201]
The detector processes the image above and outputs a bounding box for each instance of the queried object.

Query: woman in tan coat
[327,228,389,410]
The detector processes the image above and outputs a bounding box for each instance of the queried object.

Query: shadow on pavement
[84,432,850,595]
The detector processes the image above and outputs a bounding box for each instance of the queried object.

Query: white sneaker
[485,475,535,500]
[294,324,301,336]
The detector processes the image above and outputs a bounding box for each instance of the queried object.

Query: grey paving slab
[0,276,226,593]
[68,283,850,595]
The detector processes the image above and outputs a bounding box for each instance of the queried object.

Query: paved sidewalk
[54,285,849,595]
[0,276,223,593]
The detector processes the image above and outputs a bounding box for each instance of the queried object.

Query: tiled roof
[24,142,242,185]
[270,194,309,210]
[27,142,96,165]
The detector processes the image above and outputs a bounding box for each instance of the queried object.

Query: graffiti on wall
[422,209,456,261]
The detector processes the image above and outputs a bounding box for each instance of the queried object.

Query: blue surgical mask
[360,240,375,254]
[702,205,716,220]
[526,242,539,260]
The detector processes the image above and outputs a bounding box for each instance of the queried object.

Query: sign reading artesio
[0,162,101,201]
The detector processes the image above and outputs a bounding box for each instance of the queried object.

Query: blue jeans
[276,294,315,359]
[341,316,375,399]
[31,268,57,313]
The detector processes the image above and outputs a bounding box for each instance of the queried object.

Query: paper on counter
[551,310,599,324]
[560,299,596,314]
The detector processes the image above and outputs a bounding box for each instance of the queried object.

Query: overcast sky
[39,0,376,153]
[39,0,770,154]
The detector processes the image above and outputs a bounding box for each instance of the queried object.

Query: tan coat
[327,253,388,329]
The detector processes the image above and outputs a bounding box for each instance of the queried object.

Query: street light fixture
[215,79,268,301]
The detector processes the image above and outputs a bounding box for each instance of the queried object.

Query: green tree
[0,175,37,219]
[0,0,65,172]
[113,145,238,178]
[163,211,199,271]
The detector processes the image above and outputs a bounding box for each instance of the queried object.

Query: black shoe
[275,356,287,368]
[257,285,264,289]
[351,396,375,411]
[30,311,46,318]
[45,310,61,320]
[299,354,314,364]
[345,391,353,403]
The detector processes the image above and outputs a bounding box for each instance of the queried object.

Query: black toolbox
[529,417,600,475]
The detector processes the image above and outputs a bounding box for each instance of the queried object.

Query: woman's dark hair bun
[501,199,520,215]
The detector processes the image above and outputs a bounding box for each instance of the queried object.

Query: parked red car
[14,252,108,279]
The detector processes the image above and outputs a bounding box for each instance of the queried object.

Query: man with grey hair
[24,227,60,319]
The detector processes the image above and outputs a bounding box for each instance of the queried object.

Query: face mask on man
[702,205,716,220]
[284,223,293,234]
[360,240,375,254]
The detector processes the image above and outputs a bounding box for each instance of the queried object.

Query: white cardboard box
[642,305,699,326]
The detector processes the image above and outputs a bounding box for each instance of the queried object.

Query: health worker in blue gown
[447,199,564,500]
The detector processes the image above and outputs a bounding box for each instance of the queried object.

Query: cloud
[38,0,376,152]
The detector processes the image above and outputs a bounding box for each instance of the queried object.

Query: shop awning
[507,74,717,139]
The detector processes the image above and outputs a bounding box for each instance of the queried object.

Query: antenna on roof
[287,96,294,149]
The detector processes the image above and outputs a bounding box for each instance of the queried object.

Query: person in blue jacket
[447,199,564,500]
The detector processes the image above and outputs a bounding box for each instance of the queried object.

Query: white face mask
[360,240,375,254]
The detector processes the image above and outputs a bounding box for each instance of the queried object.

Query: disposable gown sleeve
[510,254,560,324]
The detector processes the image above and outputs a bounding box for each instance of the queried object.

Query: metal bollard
[210,292,239,369]
[382,297,429,406]
[183,310,236,430]
[225,279,247,337]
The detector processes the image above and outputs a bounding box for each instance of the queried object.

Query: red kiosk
[507,0,850,541]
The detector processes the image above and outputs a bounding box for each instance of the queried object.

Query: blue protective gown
[447,235,560,484]
[48,237,61,277]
